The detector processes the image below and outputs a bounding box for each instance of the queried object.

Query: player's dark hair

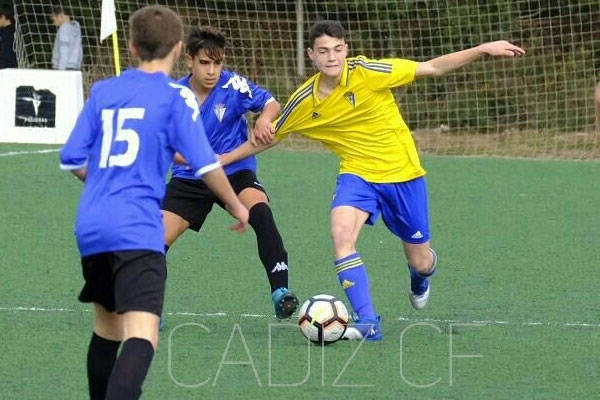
[186,25,226,63]
[0,8,14,24]
[50,5,70,16]
[129,5,183,62]
[309,20,346,48]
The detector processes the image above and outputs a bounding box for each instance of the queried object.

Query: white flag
[100,0,117,42]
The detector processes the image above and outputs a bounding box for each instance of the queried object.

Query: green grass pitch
[1,143,599,399]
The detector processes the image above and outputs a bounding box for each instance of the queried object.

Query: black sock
[105,338,154,400]
[249,203,289,292]
[87,332,121,400]
[163,244,169,319]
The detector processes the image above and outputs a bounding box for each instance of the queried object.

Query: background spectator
[0,8,17,68]
[50,5,82,70]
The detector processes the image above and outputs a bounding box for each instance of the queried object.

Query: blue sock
[408,249,437,295]
[335,253,376,320]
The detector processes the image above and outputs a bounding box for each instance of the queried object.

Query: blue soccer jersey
[171,70,274,178]
[60,69,220,256]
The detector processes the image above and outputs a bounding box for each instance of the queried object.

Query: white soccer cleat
[342,327,365,340]
[409,285,430,310]
[342,316,383,341]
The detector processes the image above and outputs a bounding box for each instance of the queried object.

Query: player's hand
[252,116,276,146]
[217,153,230,166]
[479,41,525,57]
[173,152,188,165]
[226,202,249,233]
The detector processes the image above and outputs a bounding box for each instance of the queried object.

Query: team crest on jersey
[343,91,356,108]
[213,103,226,122]
[312,111,321,119]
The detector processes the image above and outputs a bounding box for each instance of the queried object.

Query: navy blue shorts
[331,174,430,243]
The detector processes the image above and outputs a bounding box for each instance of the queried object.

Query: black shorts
[78,250,166,316]
[162,169,267,231]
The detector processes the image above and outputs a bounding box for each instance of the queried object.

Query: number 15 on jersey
[99,108,145,168]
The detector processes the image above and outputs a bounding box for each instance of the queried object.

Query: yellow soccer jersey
[274,56,426,183]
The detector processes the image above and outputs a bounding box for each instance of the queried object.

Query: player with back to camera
[59,6,248,399]
[161,25,298,328]
[221,20,525,341]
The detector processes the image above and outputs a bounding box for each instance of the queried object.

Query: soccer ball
[298,294,349,344]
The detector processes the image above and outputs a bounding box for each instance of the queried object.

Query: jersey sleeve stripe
[348,59,393,69]
[60,162,87,170]
[193,161,221,178]
[362,61,393,69]
[348,60,393,73]
[275,83,313,131]
[278,84,312,120]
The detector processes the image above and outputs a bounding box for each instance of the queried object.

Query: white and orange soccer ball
[298,294,349,344]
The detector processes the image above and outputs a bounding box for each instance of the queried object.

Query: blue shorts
[331,174,430,244]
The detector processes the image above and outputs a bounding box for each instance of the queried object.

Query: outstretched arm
[415,40,525,78]
[174,136,277,167]
[220,138,279,167]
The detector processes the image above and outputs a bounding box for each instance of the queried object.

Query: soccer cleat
[408,248,436,310]
[409,284,430,310]
[342,315,383,341]
[271,287,299,320]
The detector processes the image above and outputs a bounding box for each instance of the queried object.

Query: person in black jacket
[0,8,17,69]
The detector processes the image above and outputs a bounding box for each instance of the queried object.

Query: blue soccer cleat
[342,315,383,341]
[271,287,299,320]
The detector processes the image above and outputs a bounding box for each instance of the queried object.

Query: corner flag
[100,0,121,75]
[100,0,117,41]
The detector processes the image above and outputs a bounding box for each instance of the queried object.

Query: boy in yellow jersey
[221,20,525,341]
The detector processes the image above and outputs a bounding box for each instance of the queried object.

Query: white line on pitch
[396,316,600,328]
[0,148,59,157]
[0,306,230,318]
[0,306,81,312]
[1,306,599,328]
[172,311,227,317]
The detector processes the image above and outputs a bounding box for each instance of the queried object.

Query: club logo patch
[214,103,226,122]
[343,91,356,108]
